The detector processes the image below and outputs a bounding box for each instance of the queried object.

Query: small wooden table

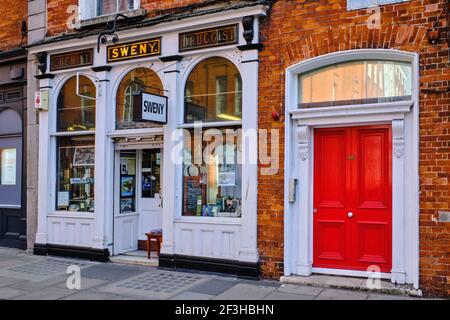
[145,231,162,259]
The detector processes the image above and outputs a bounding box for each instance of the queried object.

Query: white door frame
[284,49,420,288]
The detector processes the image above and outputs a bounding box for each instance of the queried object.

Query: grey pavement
[0,248,423,300]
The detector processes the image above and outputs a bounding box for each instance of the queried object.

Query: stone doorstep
[109,255,159,267]
[280,275,423,298]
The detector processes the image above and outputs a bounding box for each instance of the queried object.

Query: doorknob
[348,212,353,218]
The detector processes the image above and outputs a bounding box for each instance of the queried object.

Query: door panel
[313,128,353,269]
[351,126,392,271]
[313,126,392,272]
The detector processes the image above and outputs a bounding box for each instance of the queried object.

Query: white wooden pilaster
[35,76,53,245]
[160,61,180,255]
[295,123,313,276]
[238,49,259,263]
[92,70,110,249]
[391,118,406,284]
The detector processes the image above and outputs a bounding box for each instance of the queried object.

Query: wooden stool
[145,231,162,259]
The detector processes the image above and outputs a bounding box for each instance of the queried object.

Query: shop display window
[56,136,95,212]
[57,75,96,132]
[119,151,136,213]
[116,68,164,129]
[184,57,242,123]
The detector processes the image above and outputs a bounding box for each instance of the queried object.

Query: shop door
[138,149,162,240]
[313,126,392,272]
[113,151,139,254]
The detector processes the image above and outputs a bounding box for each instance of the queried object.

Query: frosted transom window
[298,60,412,108]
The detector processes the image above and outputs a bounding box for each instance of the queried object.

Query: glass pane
[184,57,242,123]
[57,76,96,132]
[56,136,95,212]
[97,0,117,16]
[0,148,16,185]
[120,151,136,213]
[182,127,242,218]
[298,60,412,107]
[116,68,164,129]
[142,149,161,198]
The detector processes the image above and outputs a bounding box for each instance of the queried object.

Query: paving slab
[170,291,214,300]
[96,270,211,300]
[316,288,369,300]
[0,276,26,288]
[9,274,69,291]
[0,287,27,299]
[213,283,277,300]
[56,277,108,290]
[80,263,145,282]
[277,284,323,297]
[188,278,240,296]
[12,287,75,300]
[367,293,416,300]
[263,291,315,300]
[62,291,119,300]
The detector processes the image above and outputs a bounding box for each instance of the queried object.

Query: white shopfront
[31,3,269,277]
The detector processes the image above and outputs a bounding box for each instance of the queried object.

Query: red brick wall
[257,0,449,298]
[47,0,207,35]
[0,0,27,52]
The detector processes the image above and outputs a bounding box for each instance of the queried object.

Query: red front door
[313,126,392,272]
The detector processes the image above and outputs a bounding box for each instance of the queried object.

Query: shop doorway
[313,125,392,272]
[113,148,163,255]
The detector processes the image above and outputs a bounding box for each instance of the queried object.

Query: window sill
[48,211,95,219]
[78,9,147,30]
[175,216,242,225]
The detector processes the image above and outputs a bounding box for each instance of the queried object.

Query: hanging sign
[50,49,93,71]
[179,24,239,52]
[133,92,168,124]
[107,37,161,62]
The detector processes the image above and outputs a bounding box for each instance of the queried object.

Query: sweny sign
[133,92,168,124]
[107,38,161,62]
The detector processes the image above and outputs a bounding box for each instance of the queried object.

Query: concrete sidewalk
[0,248,422,300]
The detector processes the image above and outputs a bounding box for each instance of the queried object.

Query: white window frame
[79,0,141,21]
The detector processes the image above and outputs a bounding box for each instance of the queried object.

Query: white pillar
[35,76,54,246]
[391,118,406,284]
[160,60,180,255]
[92,70,110,250]
[295,123,312,276]
[238,49,259,263]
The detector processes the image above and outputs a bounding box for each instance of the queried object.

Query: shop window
[0,148,16,185]
[57,76,96,132]
[56,136,95,212]
[298,60,412,108]
[80,0,139,20]
[96,0,138,16]
[182,57,243,218]
[116,68,164,129]
[184,57,242,123]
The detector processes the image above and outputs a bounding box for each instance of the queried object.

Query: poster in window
[120,175,135,197]
[73,146,95,166]
[1,149,16,185]
[120,198,134,213]
[218,172,235,186]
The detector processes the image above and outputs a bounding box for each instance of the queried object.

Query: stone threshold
[280,274,423,297]
[110,254,159,267]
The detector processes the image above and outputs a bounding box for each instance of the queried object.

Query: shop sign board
[50,49,94,71]
[107,38,161,62]
[133,92,168,124]
[179,24,239,52]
